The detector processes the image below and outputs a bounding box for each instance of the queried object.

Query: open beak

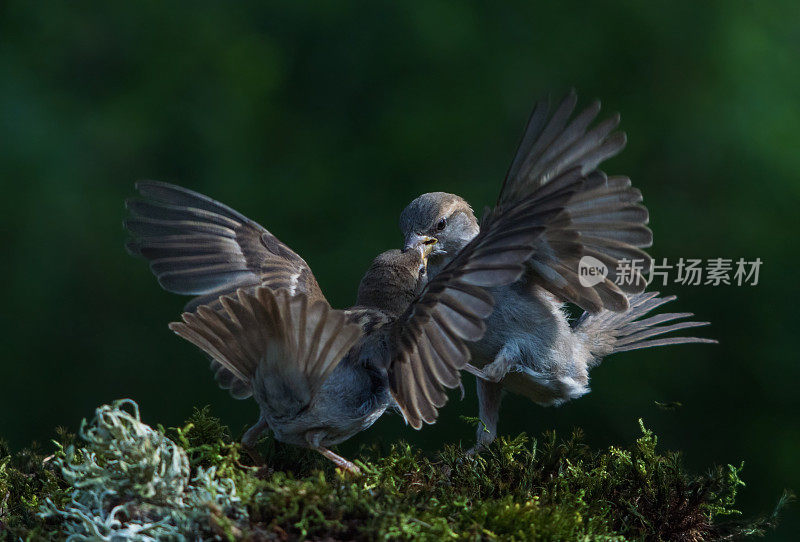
[419,237,437,259]
[417,243,435,276]
[404,233,437,253]
[409,235,437,274]
[405,234,438,276]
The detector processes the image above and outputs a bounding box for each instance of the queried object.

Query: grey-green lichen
[38,400,247,540]
[0,400,789,541]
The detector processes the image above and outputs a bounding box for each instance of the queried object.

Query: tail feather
[614,321,714,351]
[575,292,717,363]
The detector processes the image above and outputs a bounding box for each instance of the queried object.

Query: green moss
[0,401,788,541]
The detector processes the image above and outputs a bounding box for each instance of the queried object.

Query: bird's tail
[573,291,717,366]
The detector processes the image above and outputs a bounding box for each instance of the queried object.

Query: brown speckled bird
[400,92,716,449]
[124,174,591,470]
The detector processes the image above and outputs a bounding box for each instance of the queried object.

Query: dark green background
[1,1,797,538]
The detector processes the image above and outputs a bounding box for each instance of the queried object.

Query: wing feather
[389,173,584,428]
[496,93,652,313]
[170,288,363,403]
[126,181,329,398]
[125,181,326,306]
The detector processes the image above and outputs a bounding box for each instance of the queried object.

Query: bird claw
[337,459,362,476]
[465,363,504,383]
[466,443,486,456]
[242,444,266,466]
[314,446,362,476]
[464,363,489,380]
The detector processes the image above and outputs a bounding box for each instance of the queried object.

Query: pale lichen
[39,400,247,541]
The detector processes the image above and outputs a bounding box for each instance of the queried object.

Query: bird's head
[399,192,479,266]
[356,243,435,315]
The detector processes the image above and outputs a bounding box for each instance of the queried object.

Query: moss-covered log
[0,401,787,541]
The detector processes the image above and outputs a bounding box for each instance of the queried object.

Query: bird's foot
[242,444,266,466]
[465,362,504,383]
[241,418,270,466]
[464,363,490,381]
[314,446,362,475]
[467,431,496,456]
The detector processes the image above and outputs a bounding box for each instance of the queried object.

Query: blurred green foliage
[0,1,797,538]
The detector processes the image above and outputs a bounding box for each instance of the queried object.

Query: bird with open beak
[124,171,589,471]
[400,91,716,450]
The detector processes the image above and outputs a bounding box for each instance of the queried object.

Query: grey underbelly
[469,284,569,365]
[269,402,390,447]
[468,285,592,405]
[256,361,392,448]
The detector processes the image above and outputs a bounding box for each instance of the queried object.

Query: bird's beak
[416,239,437,274]
[404,233,437,253]
[420,237,437,259]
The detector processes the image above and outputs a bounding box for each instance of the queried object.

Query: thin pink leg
[314,446,361,475]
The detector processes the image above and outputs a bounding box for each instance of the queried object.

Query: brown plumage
[125,175,586,469]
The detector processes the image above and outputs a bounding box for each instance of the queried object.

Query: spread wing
[498,89,626,206]
[498,91,651,312]
[125,181,326,312]
[169,287,363,411]
[389,170,585,428]
[125,181,328,400]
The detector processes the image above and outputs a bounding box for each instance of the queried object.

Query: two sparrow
[125,160,589,470]
[125,91,714,468]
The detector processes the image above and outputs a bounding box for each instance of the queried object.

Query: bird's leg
[466,350,513,383]
[241,417,270,465]
[469,377,504,454]
[313,446,361,475]
[464,363,490,380]
[466,350,515,453]
[483,350,515,382]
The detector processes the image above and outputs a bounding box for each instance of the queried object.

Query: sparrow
[124,173,588,471]
[400,91,716,448]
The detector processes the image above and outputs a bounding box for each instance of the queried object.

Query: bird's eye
[436,218,447,231]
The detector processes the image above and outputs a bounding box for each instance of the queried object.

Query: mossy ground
[0,401,788,541]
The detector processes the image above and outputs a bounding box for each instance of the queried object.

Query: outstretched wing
[498,91,651,312]
[389,170,585,428]
[523,171,652,313]
[498,89,625,206]
[125,181,326,311]
[169,287,363,409]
